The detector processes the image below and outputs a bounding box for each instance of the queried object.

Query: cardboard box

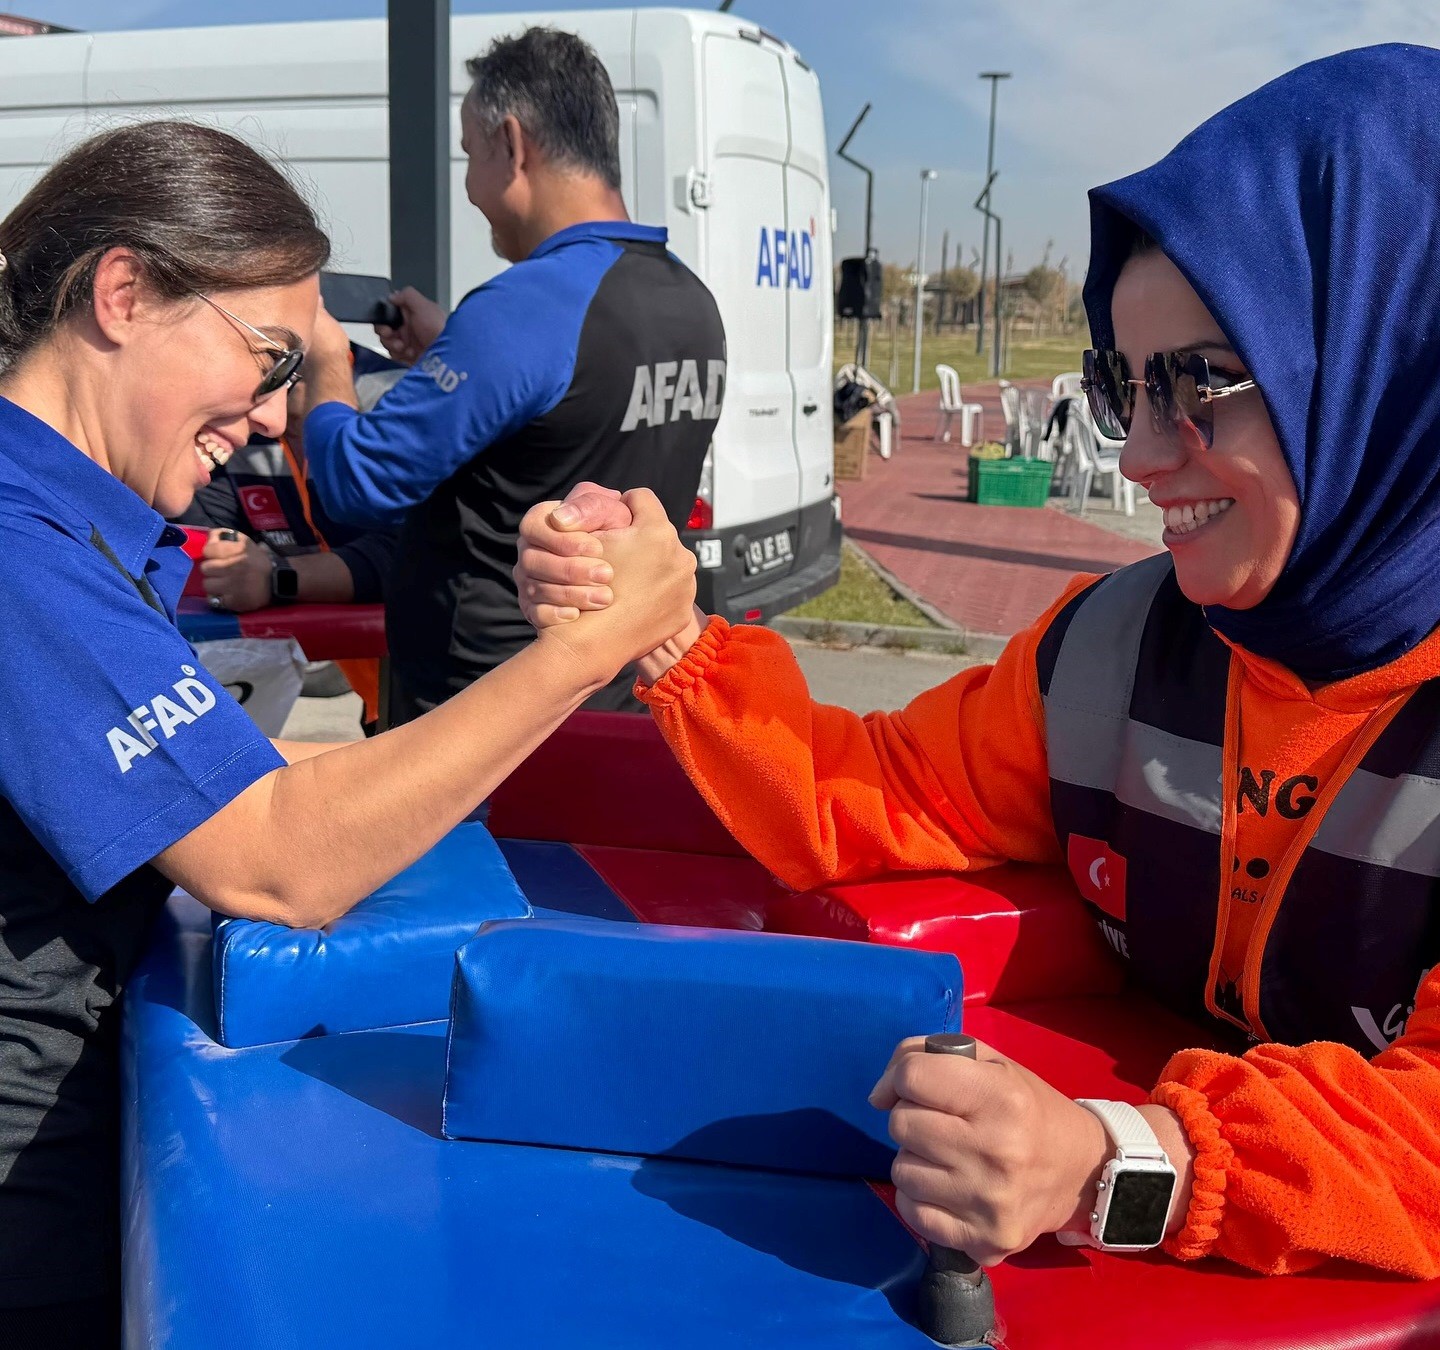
[833,406,873,481]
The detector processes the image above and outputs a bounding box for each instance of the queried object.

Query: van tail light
[687,445,715,531]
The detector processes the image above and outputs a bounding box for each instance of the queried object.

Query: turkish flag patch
[238,484,289,533]
[1066,834,1128,922]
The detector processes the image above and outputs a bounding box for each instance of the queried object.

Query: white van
[0,7,841,621]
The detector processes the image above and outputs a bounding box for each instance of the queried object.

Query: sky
[16,0,1440,281]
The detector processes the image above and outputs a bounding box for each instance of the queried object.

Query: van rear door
[699,30,798,531]
[781,55,834,510]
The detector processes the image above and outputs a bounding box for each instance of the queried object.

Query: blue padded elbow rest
[213,822,531,1047]
[442,918,963,1177]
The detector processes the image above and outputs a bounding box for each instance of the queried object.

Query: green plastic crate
[966,456,1055,508]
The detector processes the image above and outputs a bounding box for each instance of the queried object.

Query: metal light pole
[836,102,877,367]
[388,0,451,306]
[993,214,1005,377]
[974,71,1010,356]
[937,227,949,333]
[912,168,937,393]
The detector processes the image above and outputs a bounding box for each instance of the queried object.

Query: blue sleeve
[0,519,284,900]
[304,247,618,528]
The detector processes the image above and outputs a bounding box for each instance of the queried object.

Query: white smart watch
[1056,1099,1177,1252]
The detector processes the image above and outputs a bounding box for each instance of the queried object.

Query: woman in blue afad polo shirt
[0,122,697,1349]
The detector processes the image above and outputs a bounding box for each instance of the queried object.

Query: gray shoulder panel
[1043,553,1173,792]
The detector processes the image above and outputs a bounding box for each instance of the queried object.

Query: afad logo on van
[755,219,816,290]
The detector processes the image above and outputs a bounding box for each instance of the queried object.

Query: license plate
[744,530,793,576]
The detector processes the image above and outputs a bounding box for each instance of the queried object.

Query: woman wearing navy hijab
[517,45,1440,1276]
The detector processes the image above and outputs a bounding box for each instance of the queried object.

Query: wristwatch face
[272,565,299,601]
[1100,1170,1175,1247]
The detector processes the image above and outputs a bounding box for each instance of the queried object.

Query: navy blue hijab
[1084,44,1440,682]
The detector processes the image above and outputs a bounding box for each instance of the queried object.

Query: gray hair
[465,27,622,191]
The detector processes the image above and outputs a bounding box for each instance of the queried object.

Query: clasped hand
[515,483,705,683]
[515,485,700,685]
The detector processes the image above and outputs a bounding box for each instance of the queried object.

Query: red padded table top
[176,597,387,660]
[489,712,1440,1349]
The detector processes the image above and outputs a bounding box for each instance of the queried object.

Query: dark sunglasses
[197,294,306,402]
[1081,348,1257,449]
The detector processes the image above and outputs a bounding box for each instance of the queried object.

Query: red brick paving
[838,384,1161,637]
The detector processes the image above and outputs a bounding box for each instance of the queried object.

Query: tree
[881,262,912,304]
[1023,262,1066,309]
[945,264,980,304]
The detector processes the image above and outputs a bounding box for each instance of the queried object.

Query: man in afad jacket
[302,26,726,722]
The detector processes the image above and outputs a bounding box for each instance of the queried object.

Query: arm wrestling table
[122,713,1440,1349]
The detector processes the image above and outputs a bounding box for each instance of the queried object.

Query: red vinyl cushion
[983,1231,1440,1350]
[769,868,1124,1005]
[574,844,787,932]
[234,602,386,660]
[179,525,209,597]
[489,711,745,857]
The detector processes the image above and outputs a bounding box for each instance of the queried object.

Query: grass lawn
[834,326,1083,394]
[784,543,938,629]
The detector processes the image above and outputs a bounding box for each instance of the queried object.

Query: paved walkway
[838,385,1162,638]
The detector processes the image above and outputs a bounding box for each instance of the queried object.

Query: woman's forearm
[635,606,707,684]
[271,738,345,763]
[157,632,608,925]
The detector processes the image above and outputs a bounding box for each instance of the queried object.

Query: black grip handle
[914,1033,997,1347]
[372,299,403,330]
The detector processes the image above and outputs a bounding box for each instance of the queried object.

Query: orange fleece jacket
[640,584,1440,1278]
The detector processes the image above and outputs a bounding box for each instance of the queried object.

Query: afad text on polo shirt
[106,664,218,773]
[620,359,726,432]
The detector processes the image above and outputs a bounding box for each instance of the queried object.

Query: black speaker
[836,255,883,319]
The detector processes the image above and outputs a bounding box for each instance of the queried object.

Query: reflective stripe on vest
[1039,554,1440,1051]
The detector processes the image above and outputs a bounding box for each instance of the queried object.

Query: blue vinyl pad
[443,918,963,1177]
[212,823,530,1047]
[495,837,633,921]
[123,896,936,1348]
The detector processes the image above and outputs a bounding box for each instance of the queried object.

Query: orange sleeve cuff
[1149,1079,1234,1261]
[637,616,731,706]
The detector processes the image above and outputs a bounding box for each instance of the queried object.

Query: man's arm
[289,550,357,604]
[300,326,360,411]
[327,531,396,605]
[300,282,575,529]
[200,533,359,612]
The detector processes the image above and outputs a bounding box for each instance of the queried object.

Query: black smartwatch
[269,555,300,602]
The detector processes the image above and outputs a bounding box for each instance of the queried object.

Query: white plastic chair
[1048,394,1082,490]
[1051,371,1083,400]
[836,363,900,460]
[998,380,1022,455]
[998,380,1045,458]
[933,364,984,446]
[1063,402,1135,516]
[1021,388,1047,458]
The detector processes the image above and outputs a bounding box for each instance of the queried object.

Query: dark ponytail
[0,119,330,362]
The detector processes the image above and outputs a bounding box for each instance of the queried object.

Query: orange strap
[279,436,382,724]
